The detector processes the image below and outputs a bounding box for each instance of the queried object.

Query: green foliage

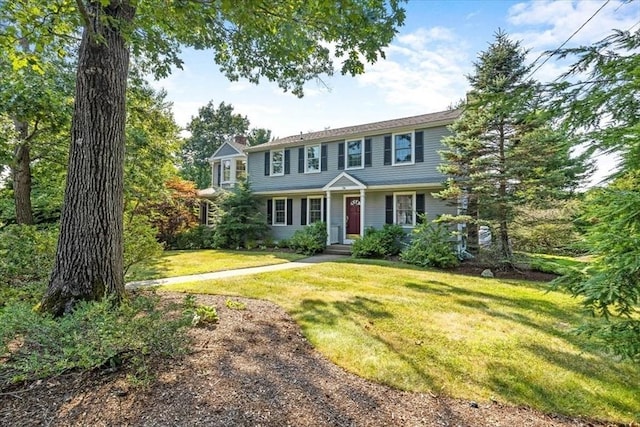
[123,215,164,275]
[351,224,405,259]
[550,29,640,361]
[225,299,247,310]
[288,221,328,256]
[174,225,216,250]
[0,293,192,385]
[437,30,588,262]
[182,295,219,327]
[213,180,268,249]
[401,217,459,269]
[0,225,57,286]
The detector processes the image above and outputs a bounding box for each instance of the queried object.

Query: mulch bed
[0,293,613,427]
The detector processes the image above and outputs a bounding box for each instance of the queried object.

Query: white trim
[304,144,322,174]
[326,191,332,245]
[392,131,415,166]
[253,182,442,196]
[272,197,287,226]
[307,196,323,224]
[221,157,233,183]
[322,172,366,191]
[343,194,361,244]
[209,142,242,160]
[367,182,441,191]
[393,191,417,228]
[345,138,364,170]
[270,149,285,176]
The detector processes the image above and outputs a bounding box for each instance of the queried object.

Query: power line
[526,0,611,80]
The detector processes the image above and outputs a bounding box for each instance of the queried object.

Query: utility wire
[526,0,611,80]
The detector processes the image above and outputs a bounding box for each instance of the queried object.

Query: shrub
[124,215,164,274]
[401,218,459,268]
[289,221,327,255]
[351,224,405,259]
[174,224,216,250]
[0,225,57,286]
[0,292,192,386]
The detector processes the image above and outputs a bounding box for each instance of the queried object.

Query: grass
[522,252,590,276]
[125,249,306,281]
[159,258,639,423]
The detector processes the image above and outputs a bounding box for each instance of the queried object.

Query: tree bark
[12,119,34,225]
[41,1,136,316]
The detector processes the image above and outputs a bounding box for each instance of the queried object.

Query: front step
[324,244,352,255]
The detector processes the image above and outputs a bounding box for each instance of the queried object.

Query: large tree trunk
[41,2,136,316]
[12,119,34,225]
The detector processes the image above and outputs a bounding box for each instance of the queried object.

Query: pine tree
[436,30,587,262]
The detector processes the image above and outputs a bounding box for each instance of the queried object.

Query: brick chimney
[234,135,247,146]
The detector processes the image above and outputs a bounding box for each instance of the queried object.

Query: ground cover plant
[160,259,640,423]
[125,249,305,281]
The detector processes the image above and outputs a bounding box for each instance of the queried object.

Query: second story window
[393,132,414,165]
[271,149,284,176]
[306,144,321,173]
[222,159,232,182]
[347,139,363,169]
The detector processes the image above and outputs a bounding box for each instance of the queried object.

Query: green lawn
[159,258,639,423]
[125,249,305,281]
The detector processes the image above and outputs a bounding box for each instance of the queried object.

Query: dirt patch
[1,293,608,426]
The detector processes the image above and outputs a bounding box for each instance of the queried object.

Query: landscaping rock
[481,269,494,278]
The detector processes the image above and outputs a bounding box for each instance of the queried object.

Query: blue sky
[152,0,638,181]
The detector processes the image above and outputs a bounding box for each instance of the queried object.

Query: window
[235,159,246,180]
[346,139,363,169]
[395,193,415,226]
[222,159,231,182]
[308,197,323,223]
[393,132,414,165]
[271,149,284,175]
[273,198,286,225]
[305,144,320,173]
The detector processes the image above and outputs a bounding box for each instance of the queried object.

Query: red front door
[346,197,361,235]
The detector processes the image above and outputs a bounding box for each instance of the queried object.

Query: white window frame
[394,192,416,227]
[346,139,364,170]
[235,159,246,181]
[221,158,233,183]
[392,131,414,166]
[307,196,323,224]
[305,144,321,173]
[271,149,285,176]
[273,197,287,226]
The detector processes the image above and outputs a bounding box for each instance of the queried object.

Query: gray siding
[214,143,241,158]
[247,125,451,193]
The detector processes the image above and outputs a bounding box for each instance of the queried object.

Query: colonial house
[202,109,460,246]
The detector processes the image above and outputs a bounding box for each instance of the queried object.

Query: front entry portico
[322,172,367,245]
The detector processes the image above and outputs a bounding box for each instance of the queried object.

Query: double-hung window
[235,159,246,180]
[305,144,321,173]
[394,192,415,226]
[222,159,232,182]
[308,197,323,224]
[346,139,363,169]
[273,198,287,225]
[393,132,414,165]
[271,149,284,176]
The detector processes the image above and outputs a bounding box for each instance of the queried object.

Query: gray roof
[245,109,460,152]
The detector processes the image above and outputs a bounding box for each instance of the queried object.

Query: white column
[326,191,332,245]
[359,188,365,237]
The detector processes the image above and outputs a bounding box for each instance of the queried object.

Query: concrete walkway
[126,254,347,289]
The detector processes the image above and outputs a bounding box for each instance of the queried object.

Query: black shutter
[385,195,394,224]
[384,135,392,165]
[322,197,327,222]
[416,194,425,223]
[415,131,424,163]
[364,138,372,167]
[264,152,270,176]
[321,144,328,171]
[286,198,293,225]
[216,164,221,186]
[337,142,344,170]
[267,199,273,225]
[298,147,305,173]
[284,149,290,174]
[301,198,307,225]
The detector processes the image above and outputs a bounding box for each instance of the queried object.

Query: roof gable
[209,142,244,160]
[323,172,366,191]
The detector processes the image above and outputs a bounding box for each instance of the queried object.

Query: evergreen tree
[436,30,587,262]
